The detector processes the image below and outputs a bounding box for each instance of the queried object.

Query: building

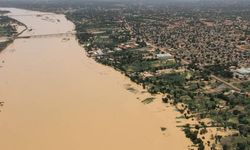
[155,53,173,60]
[234,67,250,79]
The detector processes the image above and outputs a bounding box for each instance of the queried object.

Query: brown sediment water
[0,8,191,150]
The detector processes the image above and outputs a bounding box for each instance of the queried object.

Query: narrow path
[211,75,241,92]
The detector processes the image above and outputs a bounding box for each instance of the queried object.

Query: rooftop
[237,67,250,74]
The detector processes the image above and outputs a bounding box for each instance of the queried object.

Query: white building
[234,67,250,79]
[155,53,173,60]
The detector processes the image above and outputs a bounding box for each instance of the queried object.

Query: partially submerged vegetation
[141,97,155,104]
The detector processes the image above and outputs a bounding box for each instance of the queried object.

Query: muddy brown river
[0,8,191,150]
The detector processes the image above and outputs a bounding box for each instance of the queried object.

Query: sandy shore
[0,8,192,150]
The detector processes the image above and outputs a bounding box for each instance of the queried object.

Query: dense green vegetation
[188,63,234,79]
[0,16,17,37]
[204,65,234,78]
[0,16,17,52]
[0,40,12,52]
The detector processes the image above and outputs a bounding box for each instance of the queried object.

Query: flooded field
[0,8,191,150]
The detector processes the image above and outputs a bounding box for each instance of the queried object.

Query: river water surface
[0,8,191,150]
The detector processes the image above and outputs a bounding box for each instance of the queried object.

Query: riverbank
[0,8,193,150]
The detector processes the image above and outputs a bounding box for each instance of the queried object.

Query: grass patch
[234,81,250,92]
[123,60,178,73]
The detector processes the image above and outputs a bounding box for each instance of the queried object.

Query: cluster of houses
[126,7,250,70]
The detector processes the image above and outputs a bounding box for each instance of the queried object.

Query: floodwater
[0,8,191,150]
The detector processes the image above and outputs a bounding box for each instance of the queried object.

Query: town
[66,3,250,150]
